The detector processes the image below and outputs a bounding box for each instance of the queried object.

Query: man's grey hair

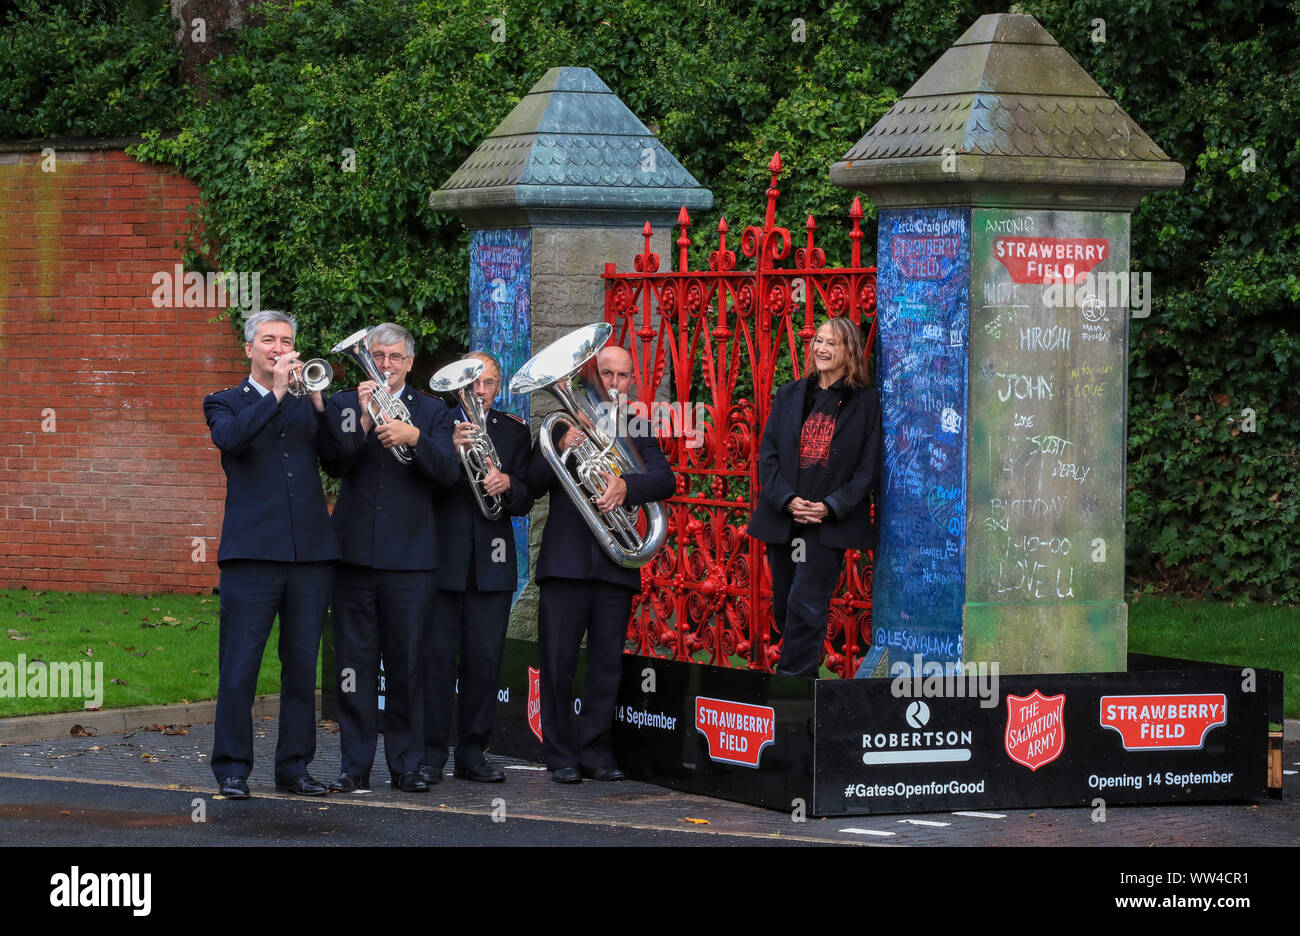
[368,322,415,358]
[244,309,296,343]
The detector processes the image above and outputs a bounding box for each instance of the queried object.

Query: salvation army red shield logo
[1004,690,1065,771]
[527,666,542,742]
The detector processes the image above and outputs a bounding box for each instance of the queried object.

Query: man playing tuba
[525,345,674,783]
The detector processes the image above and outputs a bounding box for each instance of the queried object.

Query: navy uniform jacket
[527,417,676,592]
[435,407,535,593]
[746,376,882,551]
[319,388,460,571]
[204,379,341,564]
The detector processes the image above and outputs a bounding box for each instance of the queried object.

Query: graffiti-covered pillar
[830,14,1183,674]
[430,66,711,637]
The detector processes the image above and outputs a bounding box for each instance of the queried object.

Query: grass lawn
[2,588,1295,718]
[0,589,295,718]
[1128,594,1299,718]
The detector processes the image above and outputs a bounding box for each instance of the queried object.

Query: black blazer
[319,388,460,571]
[527,418,676,591]
[746,376,881,551]
[434,407,535,593]
[204,379,341,564]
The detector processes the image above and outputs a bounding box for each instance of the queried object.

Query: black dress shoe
[551,766,582,784]
[391,771,430,793]
[454,762,506,783]
[581,766,626,782]
[218,776,250,799]
[275,775,328,796]
[417,763,443,785]
[328,773,370,793]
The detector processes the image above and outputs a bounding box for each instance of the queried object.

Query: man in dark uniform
[422,351,533,784]
[204,310,340,799]
[319,323,460,794]
[526,345,675,783]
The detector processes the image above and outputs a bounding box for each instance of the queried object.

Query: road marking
[899,818,950,827]
[840,828,895,837]
[0,772,889,846]
[953,811,1005,819]
[1284,770,1297,776]
[506,765,547,771]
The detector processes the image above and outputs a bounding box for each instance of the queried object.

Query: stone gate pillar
[430,66,711,636]
[830,14,1183,673]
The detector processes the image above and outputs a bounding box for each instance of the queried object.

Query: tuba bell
[329,326,414,464]
[509,322,667,569]
[428,357,505,520]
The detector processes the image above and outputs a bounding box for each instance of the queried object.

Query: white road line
[840,828,896,837]
[953,811,1005,819]
[899,818,950,827]
[505,765,548,771]
[1284,770,1297,776]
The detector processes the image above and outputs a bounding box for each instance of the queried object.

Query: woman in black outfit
[746,316,881,677]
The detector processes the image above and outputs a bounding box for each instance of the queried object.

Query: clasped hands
[787,496,829,524]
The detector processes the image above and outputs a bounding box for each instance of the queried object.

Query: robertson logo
[694,696,775,768]
[993,236,1110,284]
[1004,690,1065,771]
[527,667,542,743]
[1100,693,1227,750]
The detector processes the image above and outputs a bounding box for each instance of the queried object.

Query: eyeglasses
[371,352,407,365]
[473,377,500,390]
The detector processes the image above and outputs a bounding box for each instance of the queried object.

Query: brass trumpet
[428,358,506,520]
[285,357,333,397]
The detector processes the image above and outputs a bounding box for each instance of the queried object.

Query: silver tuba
[285,357,333,397]
[329,326,414,464]
[509,322,667,569]
[428,357,505,520]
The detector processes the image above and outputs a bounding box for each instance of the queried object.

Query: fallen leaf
[110,678,126,685]
[162,615,178,624]
[60,810,70,817]
[682,817,710,825]
[82,647,94,658]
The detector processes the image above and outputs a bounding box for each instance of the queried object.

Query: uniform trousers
[424,581,512,770]
[332,563,432,778]
[537,578,634,770]
[212,559,332,782]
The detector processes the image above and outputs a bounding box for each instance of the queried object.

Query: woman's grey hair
[368,322,415,358]
[244,309,296,343]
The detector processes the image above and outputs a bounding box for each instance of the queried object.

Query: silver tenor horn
[429,357,505,520]
[509,322,667,569]
[329,326,414,464]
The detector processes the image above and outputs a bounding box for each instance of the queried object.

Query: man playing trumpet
[319,322,460,794]
[422,351,533,784]
[204,310,339,799]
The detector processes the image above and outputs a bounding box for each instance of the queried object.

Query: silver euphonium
[329,326,414,464]
[509,322,667,569]
[285,357,333,397]
[428,358,505,520]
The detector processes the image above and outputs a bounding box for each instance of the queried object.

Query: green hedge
[5,0,1297,602]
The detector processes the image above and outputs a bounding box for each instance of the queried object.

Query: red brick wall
[0,147,247,594]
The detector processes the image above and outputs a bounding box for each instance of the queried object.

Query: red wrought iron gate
[604,153,878,677]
